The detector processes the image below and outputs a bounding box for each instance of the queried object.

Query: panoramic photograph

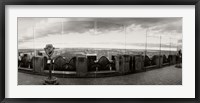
[18,17,182,85]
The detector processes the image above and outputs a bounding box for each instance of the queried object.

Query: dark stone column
[32,56,45,73]
[129,55,135,72]
[172,55,176,64]
[159,55,163,68]
[113,55,120,73]
[115,55,131,74]
[134,55,144,71]
[154,55,160,67]
[123,55,131,73]
[76,55,88,77]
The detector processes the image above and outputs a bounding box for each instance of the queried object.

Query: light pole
[159,34,162,67]
[145,28,148,57]
[123,24,126,73]
[33,25,36,56]
[170,37,171,56]
[144,28,148,71]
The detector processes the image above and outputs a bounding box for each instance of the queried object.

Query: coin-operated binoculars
[43,44,59,85]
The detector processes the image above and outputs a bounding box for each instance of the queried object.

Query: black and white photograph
[18,17,182,85]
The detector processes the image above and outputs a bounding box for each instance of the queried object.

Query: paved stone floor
[18,65,182,85]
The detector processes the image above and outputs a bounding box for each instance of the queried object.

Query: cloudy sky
[18,17,182,51]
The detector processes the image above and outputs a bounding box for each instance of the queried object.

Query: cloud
[18,18,49,42]
[18,17,182,42]
[150,20,182,33]
[127,42,177,48]
[63,21,94,34]
[95,21,124,33]
[35,22,62,36]
[85,18,182,35]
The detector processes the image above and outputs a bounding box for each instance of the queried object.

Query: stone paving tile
[18,65,182,85]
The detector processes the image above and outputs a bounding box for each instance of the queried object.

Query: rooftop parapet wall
[18,54,180,78]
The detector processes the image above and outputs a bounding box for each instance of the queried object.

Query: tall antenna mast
[177,39,178,52]
[159,34,162,56]
[94,21,97,35]
[124,24,126,54]
[123,24,126,72]
[61,18,64,35]
[33,25,36,56]
[159,34,162,67]
[170,37,171,55]
[61,18,64,48]
[145,28,148,57]
[144,28,148,71]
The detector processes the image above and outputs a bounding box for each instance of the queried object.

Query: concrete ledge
[19,63,177,78]
[19,67,121,78]
[163,63,170,66]
[19,67,33,72]
[144,65,157,69]
[144,63,171,70]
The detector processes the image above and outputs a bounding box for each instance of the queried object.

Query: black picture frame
[0,0,199,103]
